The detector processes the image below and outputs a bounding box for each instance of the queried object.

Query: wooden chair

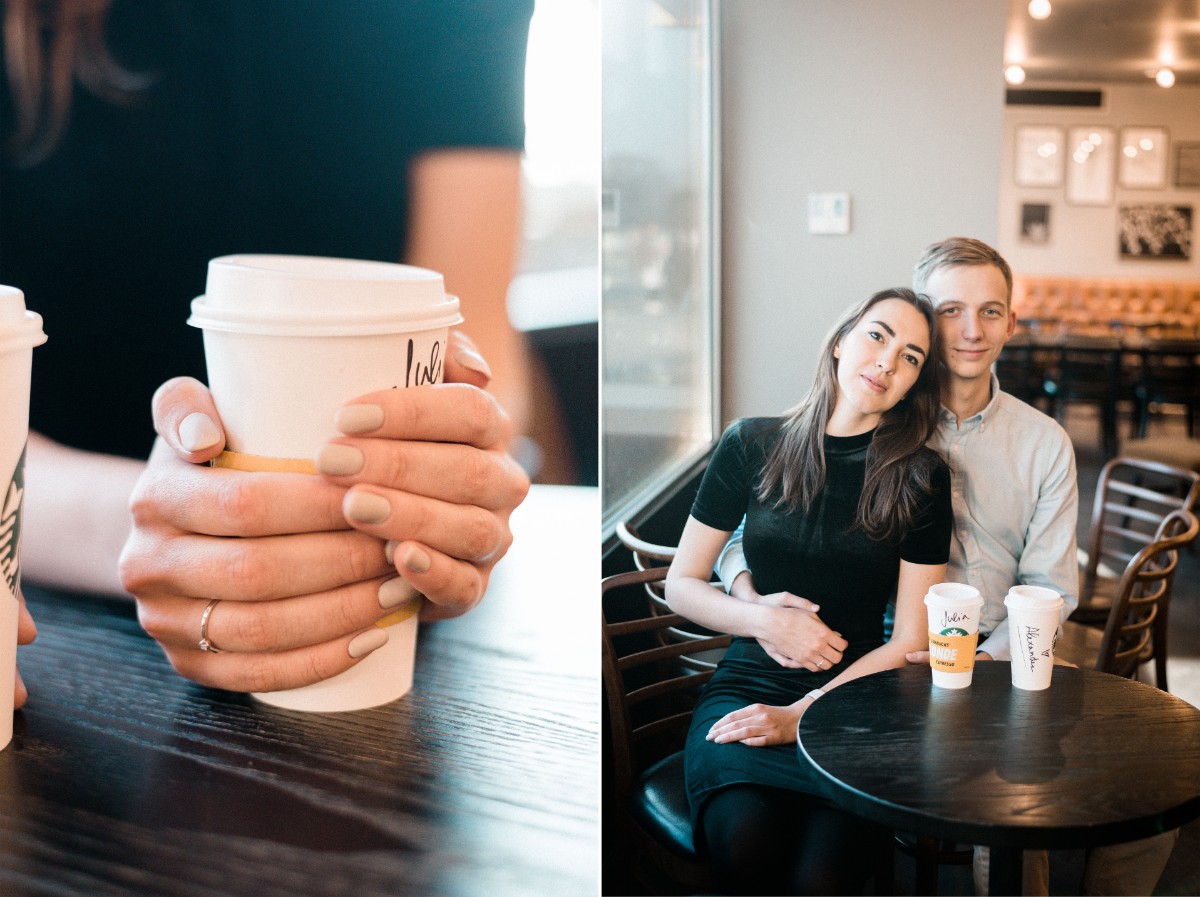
[615,521,727,672]
[1075,457,1200,627]
[602,566,731,894]
[1058,509,1199,691]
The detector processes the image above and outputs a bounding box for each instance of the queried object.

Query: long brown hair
[756,287,942,541]
[3,0,149,166]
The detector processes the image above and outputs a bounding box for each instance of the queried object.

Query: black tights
[702,784,887,896]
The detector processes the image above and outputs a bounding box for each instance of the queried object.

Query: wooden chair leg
[915,834,940,896]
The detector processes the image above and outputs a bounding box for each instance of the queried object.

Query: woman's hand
[756,592,848,672]
[119,332,529,692]
[729,574,847,671]
[706,701,807,747]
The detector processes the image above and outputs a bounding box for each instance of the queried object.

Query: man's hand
[905,649,993,664]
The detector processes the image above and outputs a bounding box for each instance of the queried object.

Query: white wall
[720,0,1007,422]
[998,84,1200,279]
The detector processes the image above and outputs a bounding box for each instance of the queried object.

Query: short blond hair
[913,237,1013,308]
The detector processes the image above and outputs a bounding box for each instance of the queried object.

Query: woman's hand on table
[118,332,529,692]
[707,701,806,747]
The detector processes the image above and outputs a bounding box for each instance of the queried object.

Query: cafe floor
[889,407,1200,896]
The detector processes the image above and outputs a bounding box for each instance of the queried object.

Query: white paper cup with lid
[1004,585,1065,691]
[0,285,47,747]
[188,255,463,712]
[924,582,985,689]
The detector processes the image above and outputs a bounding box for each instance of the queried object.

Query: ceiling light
[1155,68,1176,88]
[1028,0,1051,20]
[1005,65,1026,85]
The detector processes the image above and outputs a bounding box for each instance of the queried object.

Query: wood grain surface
[798,663,1200,851]
[1,485,599,897]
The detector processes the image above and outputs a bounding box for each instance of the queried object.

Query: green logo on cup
[0,443,25,599]
[940,626,969,636]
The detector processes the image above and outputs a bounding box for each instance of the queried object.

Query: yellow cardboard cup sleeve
[928,630,980,674]
[210,449,421,629]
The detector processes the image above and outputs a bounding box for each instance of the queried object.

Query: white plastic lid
[924,582,983,607]
[1004,585,1064,610]
[188,255,463,336]
[0,285,48,354]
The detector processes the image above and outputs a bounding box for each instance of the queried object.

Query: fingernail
[456,348,493,380]
[344,490,392,524]
[348,628,389,659]
[315,443,364,476]
[401,544,431,574]
[385,540,398,566]
[335,403,385,435]
[378,576,418,609]
[179,412,221,452]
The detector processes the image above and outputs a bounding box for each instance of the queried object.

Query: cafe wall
[998,83,1200,280]
[720,0,1007,422]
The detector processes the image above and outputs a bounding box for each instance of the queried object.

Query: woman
[2,0,533,700]
[665,287,953,895]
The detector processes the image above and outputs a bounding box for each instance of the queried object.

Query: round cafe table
[796,663,1200,896]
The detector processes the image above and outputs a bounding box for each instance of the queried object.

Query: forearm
[23,432,143,597]
[820,637,920,695]
[406,149,531,438]
[664,574,771,640]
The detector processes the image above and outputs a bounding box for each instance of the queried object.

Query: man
[717,238,1177,895]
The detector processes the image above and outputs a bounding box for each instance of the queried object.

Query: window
[601,0,719,530]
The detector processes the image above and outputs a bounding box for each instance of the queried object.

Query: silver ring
[198,599,222,653]
[817,658,825,668]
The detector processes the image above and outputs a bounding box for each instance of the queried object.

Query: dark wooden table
[797,663,1200,896]
[2,485,598,897]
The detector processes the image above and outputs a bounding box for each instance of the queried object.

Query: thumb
[778,592,820,613]
[443,330,493,389]
[906,650,930,665]
[151,377,227,463]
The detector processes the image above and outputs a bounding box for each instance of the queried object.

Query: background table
[1,485,598,897]
[797,663,1200,896]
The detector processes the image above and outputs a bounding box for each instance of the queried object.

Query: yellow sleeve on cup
[928,631,979,673]
[209,450,421,628]
[210,450,318,474]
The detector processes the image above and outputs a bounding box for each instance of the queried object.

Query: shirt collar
[940,372,1002,426]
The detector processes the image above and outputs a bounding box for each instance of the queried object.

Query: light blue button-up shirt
[716,375,1079,661]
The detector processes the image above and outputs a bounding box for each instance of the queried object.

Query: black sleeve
[395,0,533,152]
[689,420,755,532]
[898,452,953,565]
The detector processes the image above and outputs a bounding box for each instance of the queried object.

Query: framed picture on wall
[1066,126,1115,205]
[1117,204,1193,260]
[1020,203,1050,243]
[1176,142,1200,189]
[1014,126,1064,187]
[1118,127,1169,188]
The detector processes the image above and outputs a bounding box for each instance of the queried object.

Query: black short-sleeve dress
[684,417,952,837]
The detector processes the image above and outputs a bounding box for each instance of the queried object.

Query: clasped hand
[118,333,529,693]
[754,590,848,673]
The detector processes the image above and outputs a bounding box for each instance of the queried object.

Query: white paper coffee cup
[924,582,984,689]
[0,286,47,749]
[188,255,463,712]
[1004,585,1065,691]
